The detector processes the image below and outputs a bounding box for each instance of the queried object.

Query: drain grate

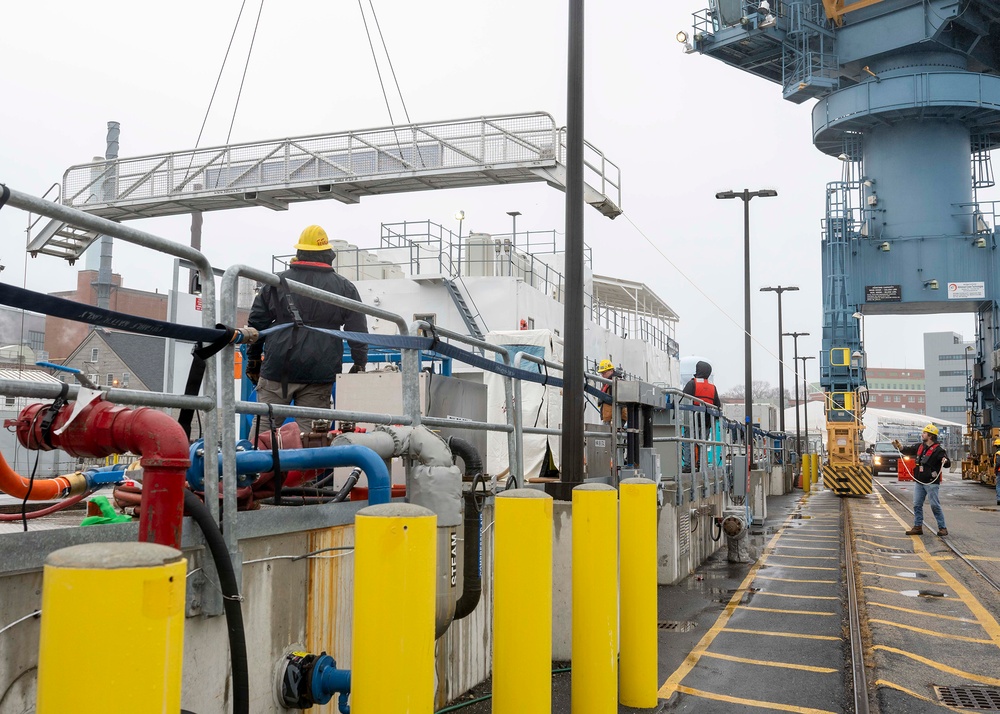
[658,621,697,632]
[935,686,1000,710]
[874,547,907,554]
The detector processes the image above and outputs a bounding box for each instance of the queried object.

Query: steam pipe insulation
[182,489,249,714]
[198,445,391,505]
[12,400,190,548]
[448,437,484,621]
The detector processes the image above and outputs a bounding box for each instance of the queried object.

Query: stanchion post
[37,543,186,713]
[812,453,820,488]
[803,454,812,493]
[572,483,618,714]
[619,478,658,708]
[494,489,553,713]
[352,503,436,713]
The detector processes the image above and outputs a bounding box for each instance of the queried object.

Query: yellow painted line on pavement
[869,618,992,644]
[874,679,967,713]
[766,554,838,560]
[868,601,977,624]
[860,571,946,585]
[722,627,840,641]
[782,535,839,541]
[856,537,913,547]
[874,646,1000,686]
[753,592,839,600]
[739,606,836,616]
[658,522,789,699]
[877,493,1000,650]
[857,560,933,573]
[675,685,838,713]
[767,564,838,571]
[754,575,837,584]
[771,545,839,552]
[700,650,838,673]
[966,555,1000,563]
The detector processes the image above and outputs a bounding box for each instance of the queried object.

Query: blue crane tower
[683,0,1000,494]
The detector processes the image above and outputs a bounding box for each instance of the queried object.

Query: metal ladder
[27,218,99,264]
[443,278,486,346]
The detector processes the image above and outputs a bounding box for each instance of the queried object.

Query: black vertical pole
[557,0,585,499]
[777,293,785,433]
[743,190,752,489]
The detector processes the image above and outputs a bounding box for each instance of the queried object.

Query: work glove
[246,359,261,386]
[891,439,902,450]
[348,364,364,374]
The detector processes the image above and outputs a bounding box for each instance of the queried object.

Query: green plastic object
[80,495,133,526]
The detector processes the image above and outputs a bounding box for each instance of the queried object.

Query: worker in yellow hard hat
[597,359,627,426]
[993,437,1000,505]
[246,225,369,432]
[893,423,951,536]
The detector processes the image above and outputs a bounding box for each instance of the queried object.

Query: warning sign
[195,297,203,311]
[947,281,985,299]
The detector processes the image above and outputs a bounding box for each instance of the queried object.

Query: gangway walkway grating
[29,112,623,262]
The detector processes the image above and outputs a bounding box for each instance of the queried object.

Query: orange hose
[0,450,75,500]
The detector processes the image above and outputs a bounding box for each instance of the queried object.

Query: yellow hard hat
[922,423,939,436]
[294,225,331,251]
[598,359,615,373]
[994,437,1000,446]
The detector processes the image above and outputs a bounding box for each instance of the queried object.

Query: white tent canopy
[782,402,964,451]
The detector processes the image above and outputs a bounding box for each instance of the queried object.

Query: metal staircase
[443,278,486,345]
[28,112,623,263]
[27,220,99,264]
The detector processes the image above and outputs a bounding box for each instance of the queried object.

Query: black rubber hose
[449,437,484,621]
[183,489,249,714]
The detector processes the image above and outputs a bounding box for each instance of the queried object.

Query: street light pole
[455,210,465,241]
[798,355,816,460]
[716,188,778,498]
[507,210,521,247]
[761,285,799,433]
[784,331,809,464]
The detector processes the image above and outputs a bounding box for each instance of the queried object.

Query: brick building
[864,367,926,415]
[44,270,167,360]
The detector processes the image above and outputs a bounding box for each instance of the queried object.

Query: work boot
[905,526,923,536]
[938,528,948,537]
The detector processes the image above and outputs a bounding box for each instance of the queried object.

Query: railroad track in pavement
[844,481,1000,711]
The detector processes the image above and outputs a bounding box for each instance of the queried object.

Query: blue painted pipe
[188,444,391,505]
[313,655,351,713]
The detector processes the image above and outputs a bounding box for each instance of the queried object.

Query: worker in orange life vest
[681,361,722,472]
[598,359,628,425]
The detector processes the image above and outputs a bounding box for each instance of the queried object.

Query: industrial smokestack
[95,121,120,310]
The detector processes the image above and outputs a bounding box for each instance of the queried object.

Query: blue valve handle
[36,362,100,390]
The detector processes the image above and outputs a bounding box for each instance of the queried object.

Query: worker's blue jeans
[912,482,946,529]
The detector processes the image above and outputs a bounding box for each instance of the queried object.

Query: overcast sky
[0,0,984,392]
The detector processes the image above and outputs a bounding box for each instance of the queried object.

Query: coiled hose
[183,490,249,714]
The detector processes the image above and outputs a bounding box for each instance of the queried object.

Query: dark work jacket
[899,441,950,484]
[247,262,368,383]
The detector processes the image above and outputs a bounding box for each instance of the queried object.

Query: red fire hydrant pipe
[13,400,190,548]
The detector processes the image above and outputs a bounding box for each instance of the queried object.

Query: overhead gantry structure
[686,0,1000,494]
[28,112,622,263]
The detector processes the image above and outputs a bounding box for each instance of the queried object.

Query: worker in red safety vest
[681,361,722,472]
[598,359,627,425]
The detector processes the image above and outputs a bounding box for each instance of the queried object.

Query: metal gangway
[28,112,623,262]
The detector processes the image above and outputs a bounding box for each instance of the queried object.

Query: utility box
[616,380,663,407]
[584,427,614,479]
[723,402,778,431]
[336,371,488,466]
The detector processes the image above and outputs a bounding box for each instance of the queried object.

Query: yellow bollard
[802,454,811,493]
[573,483,618,714]
[812,454,821,489]
[352,502,436,714]
[37,542,186,714]
[619,478,658,708]
[494,489,553,714]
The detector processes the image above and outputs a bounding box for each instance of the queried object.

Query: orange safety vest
[693,378,717,405]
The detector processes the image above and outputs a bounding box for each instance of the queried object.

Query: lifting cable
[225,0,266,145]
[192,0,250,154]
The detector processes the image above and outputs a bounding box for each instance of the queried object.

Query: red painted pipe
[13,400,190,548]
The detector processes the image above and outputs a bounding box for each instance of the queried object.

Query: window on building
[106,373,114,387]
[941,406,966,413]
[4,396,14,407]
[940,386,964,392]
[894,395,901,402]
[907,396,914,403]
[90,348,99,362]
[27,330,44,352]
[918,396,925,403]
[122,372,130,388]
[939,370,966,377]
[938,354,964,360]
